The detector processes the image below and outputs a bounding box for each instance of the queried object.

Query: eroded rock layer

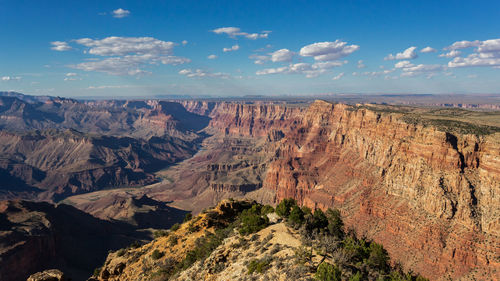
[183,100,499,280]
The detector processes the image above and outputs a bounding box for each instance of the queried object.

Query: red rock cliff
[260,100,499,280]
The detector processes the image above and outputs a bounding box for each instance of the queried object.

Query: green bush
[276,198,297,218]
[168,234,178,246]
[289,205,305,226]
[247,257,272,274]
[239,205,269,235]
[326,208,344,239]
[349,272,363,281]
[183,213,193,222]
[315,262,341,281]
[116,248,126,257]
[260,205,275,215]
[367,242,389,271]
[170,223,180,231]
[151,249,165,260]
[153,229,168,239]
[312,209,328,229]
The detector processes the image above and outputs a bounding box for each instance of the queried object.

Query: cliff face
[181,101,304,137]
[181,100,499,280]
[260,101,499,280]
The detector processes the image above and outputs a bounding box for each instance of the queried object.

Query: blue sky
[1,0,500,97]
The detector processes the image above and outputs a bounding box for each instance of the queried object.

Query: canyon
[0,92,499,280]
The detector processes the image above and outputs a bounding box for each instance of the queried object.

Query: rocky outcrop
[262,100,500,280]
[27,269,67,281]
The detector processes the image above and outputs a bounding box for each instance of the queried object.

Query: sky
[1,0,500,97]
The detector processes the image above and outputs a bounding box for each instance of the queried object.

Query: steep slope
[262,101,500,280]
[0,200,149,281]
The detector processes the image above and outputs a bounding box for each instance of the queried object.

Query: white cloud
[299,40,359,61]
[332,72,344,80]
[357,60,365,68]
[62,36,189,75]
[1,76,21,81]
[112,8,130,18]
[50,41,72,51]
[182,40,188,46]
[207,54,217,59]
[385,46,418,60]
[75,36,175,56]
[256,60,345,78]
[271,49,294,62]
[212,27,270,40]
[439,50,461,58]
[400,64,444,77]
[421,46,436,53]
[447,38,500,68]
[223,44,240,52]
[178,69,230,79]
[249,54,269,64]
[65,72,77,76]
[394,60,413,68]
[446,40,481,50]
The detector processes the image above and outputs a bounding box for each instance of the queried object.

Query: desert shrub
[289,205,305,226]
[326,208,344,239]
[315,262,341,281]
[116,248,126,257]
[302,206,312,216]
[151,249,164,260]
[260,205,275,215]
[239,205,269,235]
[367,242,389,272]
[183,213,193,222]
[349,271,363,281]
[294,246,313,265]
[342,236,369,263]
[168,234,178,246]
[170,223,180,231]
[153,230,169,239]
[276,198,297,218]
[247,256,272,274]
[187,221,200,233]
[177,223,236,270]
[312,209,328,230]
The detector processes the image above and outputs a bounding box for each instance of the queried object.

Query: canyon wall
[184,100,499,280]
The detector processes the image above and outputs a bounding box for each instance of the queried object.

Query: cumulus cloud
[62,36,190,75]
[439,50,461,58]
[271,49,294,62]
[75,37,175,56]
[256,60,346,78]
[446,40,481,50]
[1,76,21,81]
[212,27,270,39]
[178,69,230,79]
[50,41,72,51]
[182,40,188,46]
[447,38,500,67]
[394,60,413,69]
[112,8,130,18]
[357,60,365,68]
[299,40,359,61]
[223,44,240,52]
[400,64,444,77]
[207,54,217,59]
[64,72,80,81]
[332,72,344,80]
[421,46,436,53]
[385,46,418,60]
[249,54,269,65]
